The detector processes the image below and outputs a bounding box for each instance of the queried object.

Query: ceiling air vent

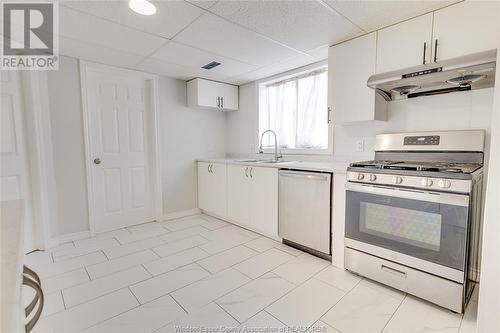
[202,61,221,70]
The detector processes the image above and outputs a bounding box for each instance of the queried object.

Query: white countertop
[197,157,350,173]
[1,200,25,333]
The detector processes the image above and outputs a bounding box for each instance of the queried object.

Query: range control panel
[403,135,440,146]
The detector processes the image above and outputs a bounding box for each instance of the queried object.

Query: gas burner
[349,160,482,175]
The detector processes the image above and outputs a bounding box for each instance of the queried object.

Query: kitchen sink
[233,159,260,163]
[256,160,291,164]
[233,159,293,164]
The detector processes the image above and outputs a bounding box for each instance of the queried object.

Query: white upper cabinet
[432,1,500,62]
[328,32,387,123]
[187,78,238,111]
[376,13,433,73]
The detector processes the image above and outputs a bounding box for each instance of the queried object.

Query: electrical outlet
[356,140,365,152]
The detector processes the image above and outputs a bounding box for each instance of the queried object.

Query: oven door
[345,182,469,272]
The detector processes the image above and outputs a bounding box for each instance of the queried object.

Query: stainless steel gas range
[344,130,485,313]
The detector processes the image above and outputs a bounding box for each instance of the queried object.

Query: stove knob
[357,173,365,181]
[392,176,403,184]
[421,178,433,187]
[369,174,377,182]
[438,179,452,189]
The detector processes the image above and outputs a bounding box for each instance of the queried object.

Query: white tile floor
[25,214,479,333]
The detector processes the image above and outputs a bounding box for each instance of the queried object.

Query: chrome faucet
[259,129,282,162]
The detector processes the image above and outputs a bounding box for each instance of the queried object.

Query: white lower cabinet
[227,165,279,238]
[227,165,251,226]
[198,162,279,238]
[197,162,227,217]
[248,166,279,237]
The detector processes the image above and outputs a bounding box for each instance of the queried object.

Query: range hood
[367,50,497,101]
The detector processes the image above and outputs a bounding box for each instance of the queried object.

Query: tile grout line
[379,294,408,333]
[127,262,214,305]
[262,309,290,327]
[262,264,362,329]
[60,289,67,310]
[214,301,242,325]
[61,270,153,310]
[128,286,142,306]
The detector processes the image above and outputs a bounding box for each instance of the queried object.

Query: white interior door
[0,71,36,252]
[83,66,156,232]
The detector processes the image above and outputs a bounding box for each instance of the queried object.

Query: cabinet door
[376,13,433,73]
[432,1,500,62]
[210,163,227,217]
[197,79,219,108]
[197,162,211,212]
[227,165,251,225]
[219,84,238,111]
[249,167,278,238]
[328,32,386,123]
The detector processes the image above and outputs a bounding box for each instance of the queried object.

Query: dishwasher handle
[280,171,330,181]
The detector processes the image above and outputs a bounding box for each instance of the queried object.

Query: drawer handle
[381,264,407,278]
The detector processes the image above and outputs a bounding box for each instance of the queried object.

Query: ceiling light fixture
[128,0,156,15]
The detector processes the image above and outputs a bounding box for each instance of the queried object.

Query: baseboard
[162,208,201,221]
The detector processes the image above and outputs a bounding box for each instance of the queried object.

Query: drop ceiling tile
[151,41,258,77]
[187,0,219,10]
[231,53,318,85]
[59,36,145,69]
[137,56,241,84]
[208,0,363,51]
[306,45,329,61]
[173,12,302,67]
[135,57,198,80]
[58,6,166,56]
[61,0,203,39]
[325,0,459,32]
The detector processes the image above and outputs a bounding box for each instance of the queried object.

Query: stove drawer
[345,247,464,313]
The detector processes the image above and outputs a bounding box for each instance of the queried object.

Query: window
[258,66,330,154]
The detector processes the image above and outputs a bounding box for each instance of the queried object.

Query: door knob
[93,158,101,165]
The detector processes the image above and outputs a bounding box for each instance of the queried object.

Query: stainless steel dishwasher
[279,170,332,258]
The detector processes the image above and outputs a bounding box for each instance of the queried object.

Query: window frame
[255,60,332,156]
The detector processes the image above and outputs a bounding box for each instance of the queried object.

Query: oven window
[345,189,468,270]
[360,202,442,251]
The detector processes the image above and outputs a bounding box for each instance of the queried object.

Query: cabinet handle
[433,39,438,62]
[221,97,224,108]
[249,167,253,178]
[245,167,248,178]
[327,107,332,124]
[422,42,427,65]
[216,97,220,108]
[207,164,210,173]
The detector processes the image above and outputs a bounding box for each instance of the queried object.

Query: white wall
[226,83,258,156]
[228,82,494,164]
[44,57,227,237]
[158,77,226,215]
[46,56,90,236]
[476,37,500,333]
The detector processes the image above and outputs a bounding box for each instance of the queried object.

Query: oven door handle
[345,182,469,207]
